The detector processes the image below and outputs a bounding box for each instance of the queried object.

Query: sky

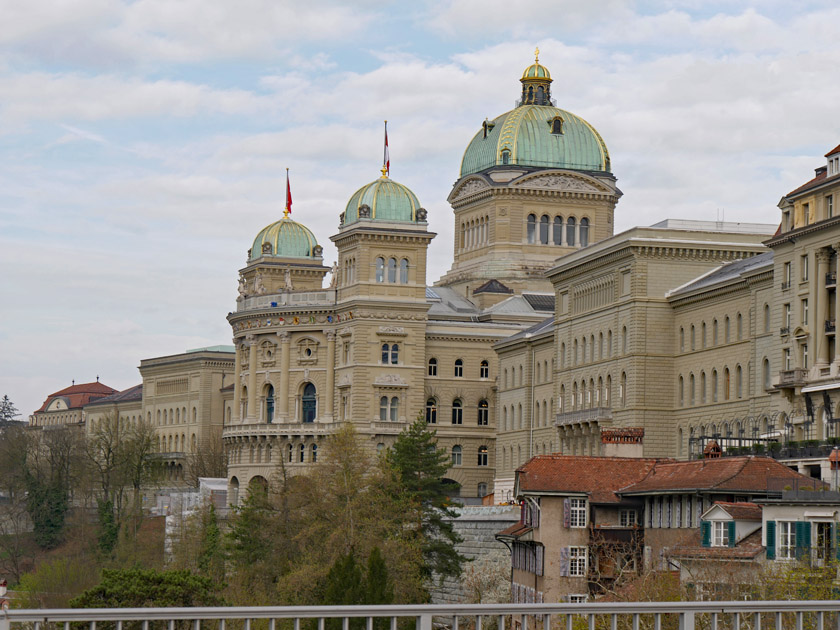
[2,0,839,418]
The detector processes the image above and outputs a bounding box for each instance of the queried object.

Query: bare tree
[185,427,228,486]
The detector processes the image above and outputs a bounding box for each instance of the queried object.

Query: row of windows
[503,358,554,389]
[153,406,197,426]
[450,444,489,466]
[500,442,555,471]
[428,358,489,379]
[526,214,590,247]
[459,214,490,250]
[680,313,746,352]
[501,398,554,431]
[425,398,489,425]
[559,326,629,368]
[559,373,628,412]
[374,257,409,283]
[342,256,357,285]
[159,432,197,453]
[678,365,745,406]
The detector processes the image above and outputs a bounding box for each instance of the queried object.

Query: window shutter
[563,498,571,528]
[795,521,811,560]
[559,547,570,576]
[765,520,776,560]
[536,545,544,576]
[728,520,737,548]
[701,520,711,547]
[834,523,840,562]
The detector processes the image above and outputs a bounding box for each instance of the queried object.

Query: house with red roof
[30,380,117,428]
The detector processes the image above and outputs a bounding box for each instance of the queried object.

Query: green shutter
[766,520,776,560]
[701,520,711,547]
[728,520,737,548]
[795,521,811,560]
[834,523,840,562]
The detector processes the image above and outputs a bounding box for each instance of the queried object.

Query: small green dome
[343,176,423,225]
[522,63,550,79]
[250,217,320,261]
[459,105,611,177]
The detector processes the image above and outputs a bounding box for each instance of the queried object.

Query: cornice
[764,214,840,247]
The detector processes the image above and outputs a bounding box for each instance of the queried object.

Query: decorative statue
[329,261,338,288]
[284,268,294,292]
[253,273,267,295]
[237,277,247,301]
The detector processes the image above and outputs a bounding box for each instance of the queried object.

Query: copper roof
[621,456,807,494]
[516,455,663,503]
[35,381,118,413]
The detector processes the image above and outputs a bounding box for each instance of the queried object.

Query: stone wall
[430,505,519,604]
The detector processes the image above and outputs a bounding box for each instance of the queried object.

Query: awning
[801,382,840,393]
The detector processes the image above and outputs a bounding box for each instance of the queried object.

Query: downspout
[530,339,536,459]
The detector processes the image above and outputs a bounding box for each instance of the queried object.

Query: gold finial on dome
[380,165,388,178]
[535,47,540,64]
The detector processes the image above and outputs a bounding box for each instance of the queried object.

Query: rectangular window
[568,594,588,603]
[803,344,809,369]
[569,498,587,528]
[712,521,730,547]
[784,262,791,286]
[569,546,588,576]
[784,303,791,328]
[619,510,637,527]
[801,255,809,281]
[828,195,834,218]
[803,299,809,326]
[784,348,792,370]
[779,521,796,559]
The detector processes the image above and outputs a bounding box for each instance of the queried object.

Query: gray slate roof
[667,251,773,298]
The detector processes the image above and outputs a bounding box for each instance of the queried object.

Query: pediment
[449,176,491,203]
[512,171,610,194]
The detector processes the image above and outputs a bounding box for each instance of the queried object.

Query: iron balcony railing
[4,602,840,630]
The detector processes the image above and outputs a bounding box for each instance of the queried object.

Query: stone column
[233,340,242,422]
[324,331,336,421]
[247,335,257,422]
[817,249,831,367]
[279,332,291,420]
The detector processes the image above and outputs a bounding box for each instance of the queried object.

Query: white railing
[237,291,336,312]
[4,602,840,630]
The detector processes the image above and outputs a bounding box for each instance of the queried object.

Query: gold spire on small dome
[535,46,540,63]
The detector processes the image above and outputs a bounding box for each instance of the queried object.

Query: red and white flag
[383,121,390,177]
[285,168,292,215]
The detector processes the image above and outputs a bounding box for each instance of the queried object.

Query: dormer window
[549,116,564,135]
[482,119,495,139]
[501,149,511,165]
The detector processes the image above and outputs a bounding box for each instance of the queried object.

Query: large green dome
[342,176,423,225]
[250,217,320,261]
[459,105,611,177]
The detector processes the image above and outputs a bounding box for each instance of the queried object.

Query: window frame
[570,498,587,528]
[569,546,588,577]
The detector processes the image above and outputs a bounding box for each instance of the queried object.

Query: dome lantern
[520,47,553,106]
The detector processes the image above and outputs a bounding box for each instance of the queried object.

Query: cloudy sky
[2,0,839,417]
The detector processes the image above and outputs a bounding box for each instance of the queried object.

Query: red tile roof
[786,168,829,197]
[35,381,117,413]
[497,523,532,539]
[712,501,762,521]
[516,455,663,503]
[825,144,840,157]
[621,456,808,494]
[668,529,764,560]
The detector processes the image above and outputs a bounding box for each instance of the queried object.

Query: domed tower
[436,50,622,297]
[329,169,435,431]
[238,214,329,299]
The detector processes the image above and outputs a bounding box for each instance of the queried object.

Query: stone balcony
[237,290,336,312]
[776,368,808,388]
[555,406,613,427]
[223,421,343,438]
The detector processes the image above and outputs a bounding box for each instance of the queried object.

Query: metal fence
[4,602,840,630]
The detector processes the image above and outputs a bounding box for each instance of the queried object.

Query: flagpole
[382,120,390,178]
[284,167,291,218]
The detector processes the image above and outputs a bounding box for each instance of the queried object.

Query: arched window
[501,149,510,165]
[724,368,731,400]
[690,325,695,351]
[452,399,463,424]
[526,214,536,244]
[679,376,684,406]
[311,443,318,463]
[725,316,731,343]
[736,365,742,398]
[566,216,576,246]
[539,215,549,244]
[381,343,390,364]
[451,445,462,466]
[480,360,489,379]
[551,117,563,134]
[287,443,293,463]
[265,385,275,423]
[579,218,589,247]
[454,359,463,377]
[375,257,385,283]
[380,396,389,421]
[621,372,627,406]
[477,446,489,466]
[388,257,397,283]
[700,371,706,404]
[737,313,743,340]
[299,443,305,463]
[764,304,770,333]
[622,326,628,354]
[553,216,563,245]
[713,319,718,345]
[400,258,409,283]
[712,369,718,402]
[560,343,566,366]
[428,358,438,376]
[689,374,695,405]
[390,344,399,364]
[302,383,316,423]
[701,322,707,348]
[607,330,613,355]
[478,400,489,426]
[390,396,399,422]
[478,483,488,497]
[426,398,437,424]
[763,358,771,389]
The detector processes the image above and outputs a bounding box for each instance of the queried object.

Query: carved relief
[514,174,603,193]
[377,326,407,336]
[452,178,490,202]
[358,204,371,218]
[373,374,408,386]
[416,208,428,221]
